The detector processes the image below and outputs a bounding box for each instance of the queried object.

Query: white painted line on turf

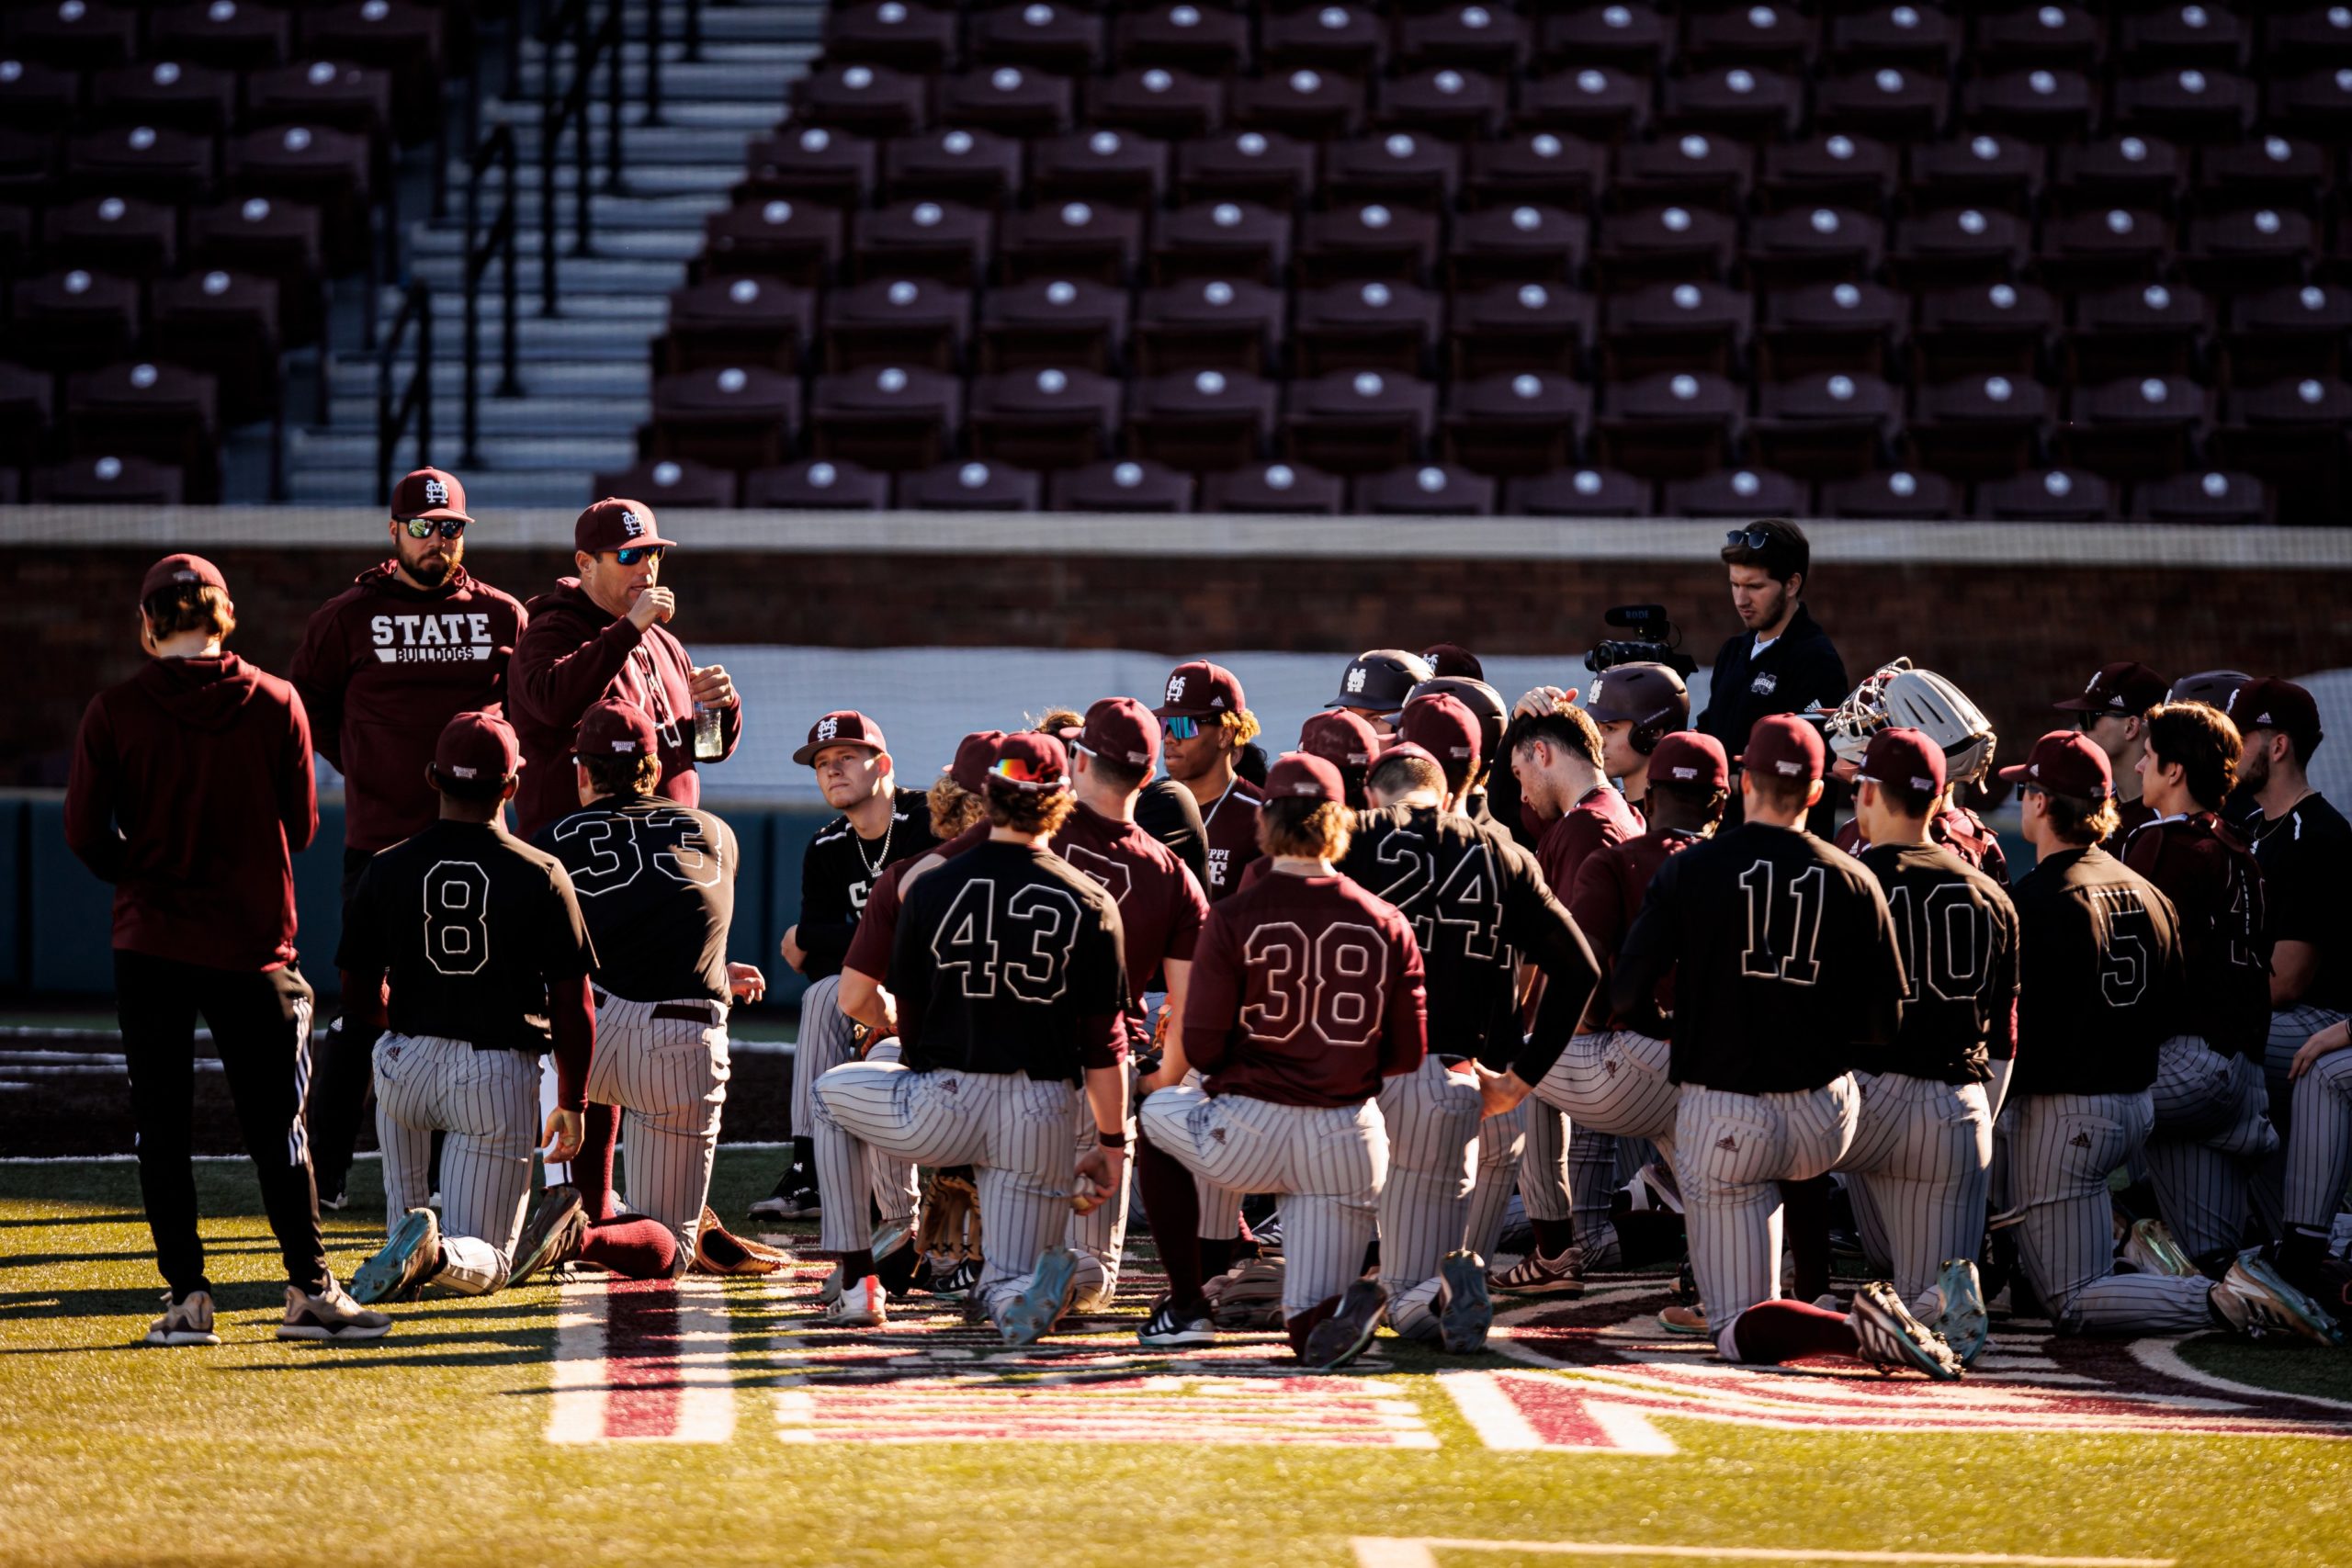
[1437,1370,1544,1450]
[1441,1370,1679,1457]
[2128,1337,2352,1415]
[546,1275,737,1444]
[1348,1539,2174,1567]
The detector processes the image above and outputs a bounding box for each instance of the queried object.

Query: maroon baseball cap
[1422,642,1484,681]
[574,698,658,761]
[432,710,521,789]
[2230,677,2324,750]
[1264,750,1346,805]
[1648,731,1727,792]
[950,728,1005,795]
[794,710,888,766]
[390,466,470,524]
[1064,696,1160,773]
[140,552,227,601]
[1299,708,1380,770]
[989,730,1071,793]
[574,497,677,556]
[1999,729,2114,800]
[1155,659,1247,718]
[1399,692,1481,776]
[2053,660,2168,716]
[1859,727,1947,797]
[1737,714,1826,784]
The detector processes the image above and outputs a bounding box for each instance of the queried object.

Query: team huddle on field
[63,468,2352,1373]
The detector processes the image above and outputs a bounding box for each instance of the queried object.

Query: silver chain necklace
[854,804,895,878]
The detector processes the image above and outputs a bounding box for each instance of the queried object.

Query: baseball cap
[1422,642,1484,681]
[390,466,470,524]
[2168,669,2252,711]
[793,710,888,766]
[431,710,522,791]
[1398,691,1481,776]
[1329,649,1435,713]
[1998,729,2114,800]
[1581,661,1690,729]
[1264,750,1346,805]
[1647,731,1727,791]
[989,730,1071,793]
[574,497,677,556]
[1063,696,1159,773]
[950,728,1006,795]
[1858,727,1947,798]
[2230,677,2324,751]
[1154,659,1247,718]
[1298,708,1380,770]
[574,698,658,761]
[2052,660,2168,716]
[139,552,227,601]
[1737,714,1826,784]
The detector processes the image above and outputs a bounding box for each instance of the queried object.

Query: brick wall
[20,543,2352,784]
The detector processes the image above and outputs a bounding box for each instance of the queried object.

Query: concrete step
[406,222,705,262]
[326,357,652,400]
[290,428,637,474]
[383,276,677,318]
[350,309,664,361]
[445,160,744,198]
[607,4,826,43]
[406,187,730,233]
[327,391,647,437]
[490,121,784,166]
[284,467,626,509]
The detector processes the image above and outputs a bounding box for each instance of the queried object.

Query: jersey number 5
[423,861,492,976]
[1737,861,1826,986]
[2092,887,2155,1007]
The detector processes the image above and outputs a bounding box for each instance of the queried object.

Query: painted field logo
[1449,1285,2352,1456]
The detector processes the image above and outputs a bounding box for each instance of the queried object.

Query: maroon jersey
[1053,801,1211,1012]
[1838,804,2009,887]
[508,578,743,838]
[65,653,318,971]
[2123,811,2271,1058]
[288,562,527,852]
[841,821,989,980]
[1182,869,1427,1108]
[2105,796,2160,856]
[1535,784,1641,902]
[1566,827,1704,1031]
[1196,775,1264,901]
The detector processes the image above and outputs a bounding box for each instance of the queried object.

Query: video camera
[1584,604,1699,679]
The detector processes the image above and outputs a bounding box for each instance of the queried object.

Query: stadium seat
[821,276,969,372]
[1464,132,1608,211]
[93,60,236,136]
[1756,280,1907,381]
[1750,370,1899,480]
[1746,205,1884,288]
[1447,279,1596,380]
[826,0,960,73]
[1353,462,1498,516]
[702,198,844,288]
[152,268,280,424]
[882,128,1023,209]
[4,2,138,72]
[1822,467,1959,521]
[1324,131,1461,211]
[1442,369,1590,477]
[68,123,214,207]
[2133,468,2271,525]
[967,364,1121,470]
[1910,132,2042,216]
[1261,7,1386,79]
[795,63,930,137]
[64,359,219,501]
[1664,466,1810,518]
[0,359,55,472]
[1614,131,1752,211]
[1602,280,1753,380]
[1446,202,1588,290]
[2221,282,2352,387]
[1518,66,1651,142]
[741,125,878,207]
[897,457,1044,510]
[1283,367,1437,476]
[11,267,140,372]
[1000,198,1144,285]
[2067,281,2209,385]
[2213,375,2352,522]
[589,458,741,509]
[1150,199,1291,285]
[2061,374,2209,482]
[1595,369,1743,478]
[852,198,993,285]
[646,365,802,473]
[1135,276,1286,375]
[47,195,177,280]
[1913,282,2060,382]
[1203,458,1346,514]
[1088,67,1222,141]
[1049,457,1196,512]
[1975,465,2115,523]
[2053,134,2185,216]
[1127,366,1277,471]
[744,456,893,509]
[665,276,815,375]
[1295,278,1440,378]
[810,362,963,470]
[1758,131,1900,212]
[187,195,324,346]
[150,2,292,72]
[30,451,183,503]
[1114,5,1249,76]
[1909,372,2053,482]
[1594,204,1737,288]
[1505,465,1653,517]
[1297,201,1442,287]
[1229,65,1364,141]
[1400,6,1527,76]
[978,276,1129,372]
[1379,67,1508,141]
[228,123,372,269]
[1173,129,1315,208]
[972,4,1104,75]
[1033,128,1168,209]
[1536,6,1668,74]
[1832,6,1957,71]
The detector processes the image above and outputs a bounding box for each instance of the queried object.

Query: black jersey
[1858,842,2021,1085]
[797,786,940,982]
[2009,845,2186,1097]
[1135,776,1210,893]
[1617,821,1905,1095]
[891,838,1130,1082]
[535,794,738,1008]
[1340,803,1600,1082]
[336,818,595,1052]
[2246,791,2352,1014]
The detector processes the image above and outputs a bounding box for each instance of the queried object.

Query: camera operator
[1698,521,1849,824]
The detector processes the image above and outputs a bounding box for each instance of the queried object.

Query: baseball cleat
[1488,1246,1587,1297]
[319,1188,348,1213]
[1657,1303,1709,1336]
[277,1280,393,1342]
[1000,1245,1080,1346]
[506,1185,588,1288]
[1436,1249,1494,1354]
[822,1221,917,1301]
[1303,1279,1389,1371]
[750,1172,820,1220]
[1137,1297,1216,1348]
[822,1275,887,1328]
[1930,1258,1991,1368]
[2121,1218,2200,1279]
[1850,1280,1964,1381]
[144,1291,220,1347]
[351,1207,442,1304]
[2211,1253,2345,1347]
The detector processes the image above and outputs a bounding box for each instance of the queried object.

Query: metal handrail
[461,121,525,466]
[537,0,626,316]
[377,280,435,501]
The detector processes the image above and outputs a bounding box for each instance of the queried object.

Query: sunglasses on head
[1162,716,1202,740]
[1724,526,1778,550]
[990,756,1058,785]
[614,544,665,567]
[400,517,465,540]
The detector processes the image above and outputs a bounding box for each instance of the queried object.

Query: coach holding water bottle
[509,498,744,839]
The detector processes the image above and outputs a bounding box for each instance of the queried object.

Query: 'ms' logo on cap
[1344,665,1368,694]
[423,478,448,506]
[816,716,840,741]
[1165,674,1186,704]
[620,511,645,538]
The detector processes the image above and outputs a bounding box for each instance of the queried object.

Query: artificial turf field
[4,1148,2350,1568]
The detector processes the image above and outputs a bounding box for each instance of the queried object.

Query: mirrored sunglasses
[1161,716,1202,740]
[615,544,665,567]
[401,517,465,540]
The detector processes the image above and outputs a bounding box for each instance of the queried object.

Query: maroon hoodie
[288,561,528,853]
[65,653,319,971]
[507,577,741,839]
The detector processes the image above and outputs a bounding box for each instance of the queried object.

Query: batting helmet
[1330,649,1435,714]
[1578,662,1689,756]
[2168,670,2252,711]
[1408,675,1508,772]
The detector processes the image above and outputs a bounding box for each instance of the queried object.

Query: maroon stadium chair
[1913,281,2059,381]
[246,62,395,146]
[1756,280,1909,382]
[4,1,137,71]
[744,457,893,510]
[2061,374,2209,482]
[1908,372,2054,482]
[47,195,177,280]
[1746,205,1884,288]
[228,123,373,269]
[1448,279,1596,379]
[2035,208,2172,294]
[2199,133,2330,216]
[1261,6,1386,78]
[1662,65,1804,142]
[851,199,993,285]
[1536,6,1669,73]
[1324,131,1462,211]
[1379,68,1508,141]
[1400,5,1528,75]
[1751,371,1900,481]
[1203,458,1346,514]
[1594,204,1736,288]
[1962,68,2097,143]
[1888,206,2027,290]
[1087,67,1222,141]
[188,195,324,346]
[2133,468,2271,525]
[1114,5,1249,75]
[1664,467,1810,519]
[793,63,929,137]
[971,3,1104,75]
[2268,65,2352,145]
[1135,276,1287,375]
[1298,201,1442,287]
[2066,281,2210,385]
[0,360,56,472]
[820,276,969,372]
[2122,6,2248,70]
[2212,375,2352,521]
[1465,131,1608,212]
[999,198,1144,285]
[701,198,844,288]
[1759,132,1901,213]
[740,125,877,208]
[589,458,739,510]
[1049,457,1196,512]
[1295,278,1440,377]
[646,365,802,473]
[2269,8,2352,69]
[69,123,214,207]
[1685,5,1815,69]
[1601,280,1753,381]
[1032,128,1169,209]
[92,60,236,136]
[1284,367,1437,476]
[151,2,291,72]
[1229,65,1365,141]
[825,0,959,73]
[10,267,140,372]
[0,201,31,276]
[1813,66,1948,145]
[1823,467,1960,521]
[1446,201,1589,290]
[978,276,1129,372]
[0,57,79,130]
[1613,130,1753,210]
[1910,131,2044,215]
[663,276,815,375]
[152,268,281,424]
[65,360,219,501]
[2222,283,2352,386]
[2053,134,2185,216]
[1505,465,1653,517]
[2114,67,2256,145]
[810,363,963,470]
[1442,369,1591,477]
[1354,463,1498,516]
[897,457,1043,511]
[967,365,1122,470]
[298,1,442,141]
[31,452,182,503]
[0,126,59,205]
[1173,130,1316,208]
[1595,369,1743,478]
[2184,207,2315,294]
[1126,367,1277,471]
[1975,465,2116,523]
[882,128,1023,209]
[1149,199,1291,285]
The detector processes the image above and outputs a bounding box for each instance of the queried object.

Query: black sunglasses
[615,544,665,567]
[400,517,466,540]
[1724,526,1778,550]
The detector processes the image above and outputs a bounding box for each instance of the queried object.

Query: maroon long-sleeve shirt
[65,653,318,971]
[506,578,741,838]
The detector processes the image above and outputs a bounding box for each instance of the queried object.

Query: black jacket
[1697,603,1849,757]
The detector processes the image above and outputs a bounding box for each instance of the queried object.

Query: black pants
[116,949,332,1301]
[307,847,382,1198]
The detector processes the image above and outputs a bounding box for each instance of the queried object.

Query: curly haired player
[1156,660,1264,901]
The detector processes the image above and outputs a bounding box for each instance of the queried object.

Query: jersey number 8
[423,861,492,976]
[1239,920,1389,1049]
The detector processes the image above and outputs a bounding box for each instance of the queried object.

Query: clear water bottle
[693,701,725,761]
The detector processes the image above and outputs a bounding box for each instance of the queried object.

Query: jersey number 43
[933,878,1083,1003]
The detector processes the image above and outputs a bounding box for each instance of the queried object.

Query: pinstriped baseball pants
[2009,1090,2216,1333]
[1141,1085,1386,1318]
[794,977,918,1226]
[1375,1055,1485,1338]
[2285,1046,2352,1233]
[1677,1077,1860,1360]
[372,1033,539,1295]
[2257,1005,2349,1234]
[1463,1101,1525,1262]
[1838,1071,1992,1316]
[586,996,731,1266]
[813,1061,1078,1324]
[2146,1034,2278,1261]
[1063,1061,1137,1311]
[1533,1030,1683,1263]
[1516,1102,1574,1224]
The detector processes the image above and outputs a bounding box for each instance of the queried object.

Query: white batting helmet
[1826,659,1997,785]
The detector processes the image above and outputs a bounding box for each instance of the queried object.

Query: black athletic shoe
[1303,1279,1389,1371]
[507,1186,589,1288]
[750,1172,820,1220]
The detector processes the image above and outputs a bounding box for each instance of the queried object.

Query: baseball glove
[1204,1254,1286,1330]
[917,1168,982,1273]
